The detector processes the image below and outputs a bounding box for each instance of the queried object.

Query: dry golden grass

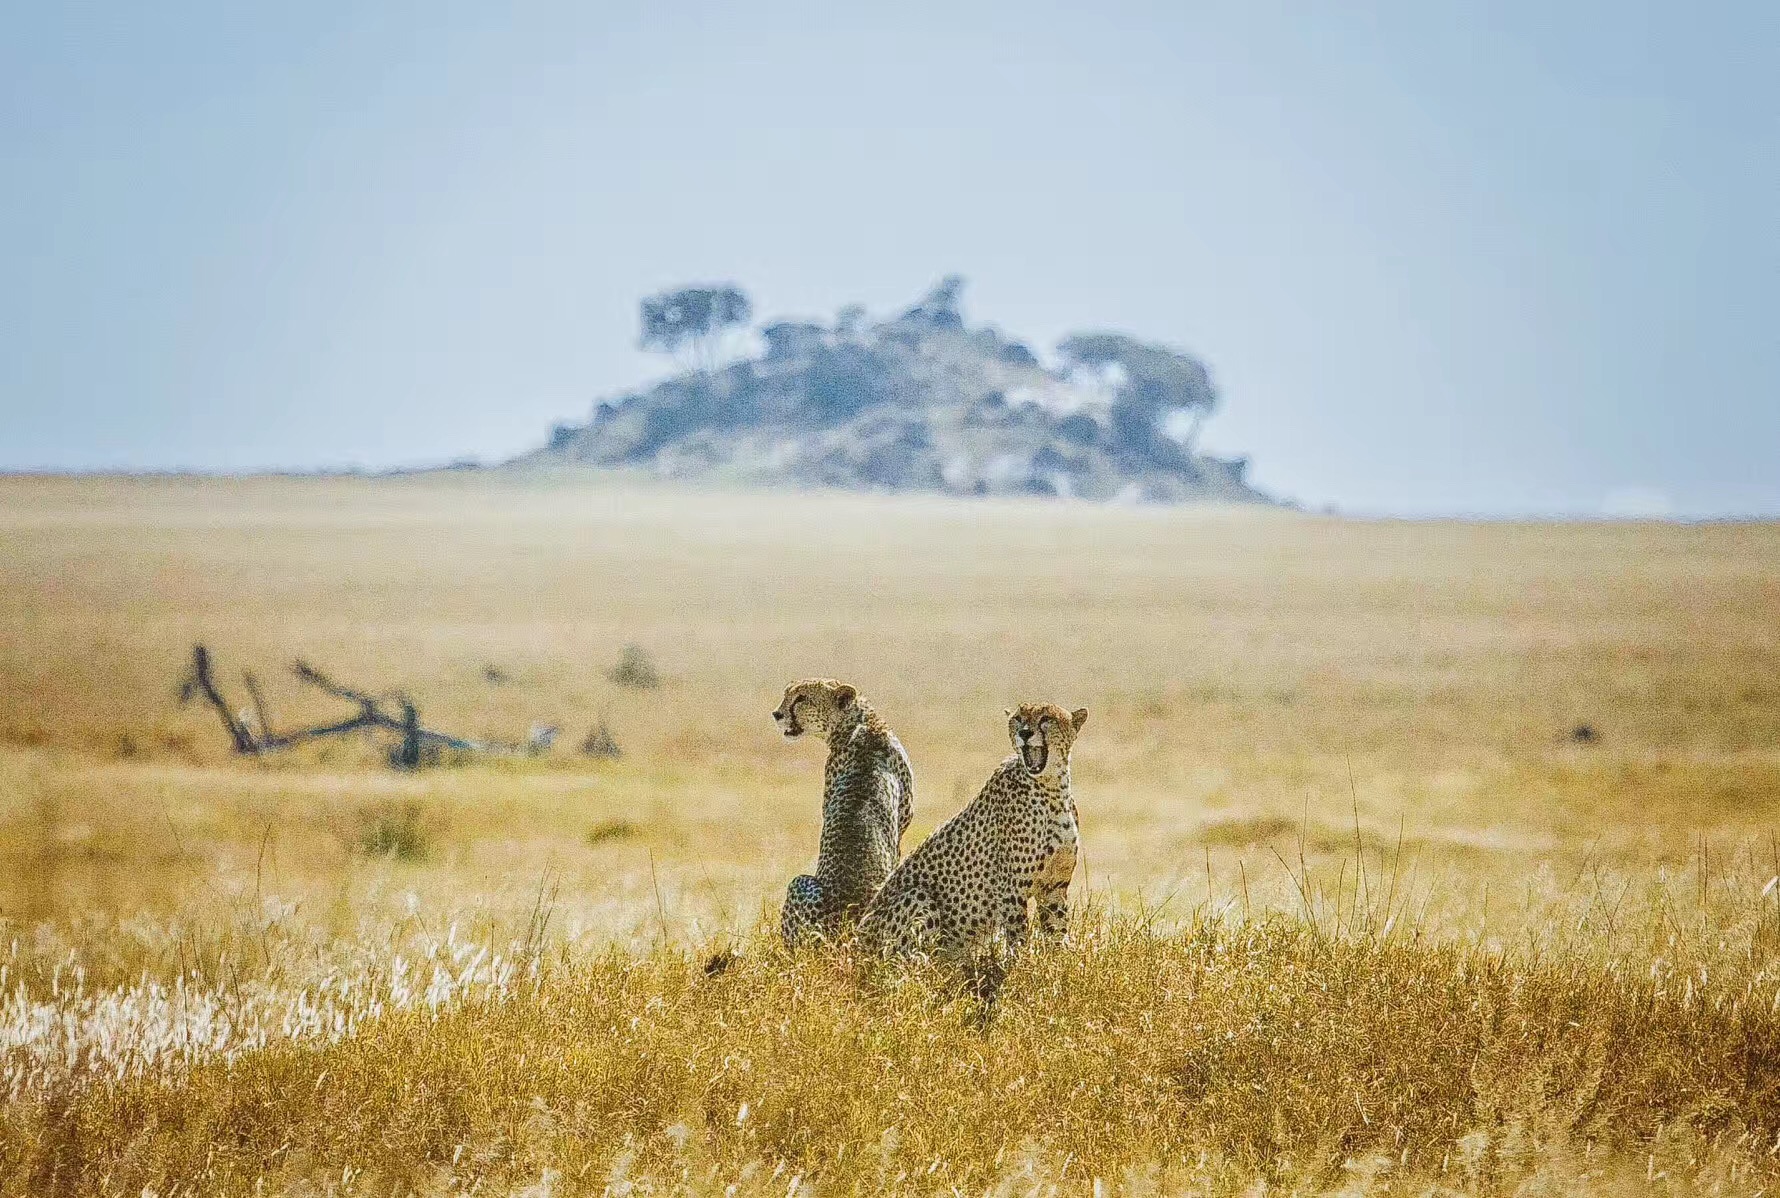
[2,473,1779,1194]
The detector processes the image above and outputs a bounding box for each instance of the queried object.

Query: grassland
[2,473,1778,1194]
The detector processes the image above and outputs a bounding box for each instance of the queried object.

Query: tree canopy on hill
[638,284,752,373]
[1058,332,1219,454]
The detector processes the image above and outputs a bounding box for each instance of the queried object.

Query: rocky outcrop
[518,281,1270,504]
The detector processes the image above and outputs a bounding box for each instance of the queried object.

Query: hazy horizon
[4,2,1775,517]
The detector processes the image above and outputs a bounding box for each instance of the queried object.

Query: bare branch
[243,671,274,742]
[185,645,259,754]
[291,661,381,710]
[258,714,382,750]
[181,645,502,764]
[394,700,421,769]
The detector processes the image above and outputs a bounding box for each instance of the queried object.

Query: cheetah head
[772,678,860,742]
[1005,703,1088,775]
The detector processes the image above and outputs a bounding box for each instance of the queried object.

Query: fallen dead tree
[179,644,495,767]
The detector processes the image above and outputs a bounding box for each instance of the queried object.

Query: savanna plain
[3,474,1779,1196]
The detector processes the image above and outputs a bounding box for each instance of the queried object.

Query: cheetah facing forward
[773,679,915,947]
[858,703,1086,965]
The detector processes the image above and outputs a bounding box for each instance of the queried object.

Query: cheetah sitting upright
[773,679,915,948]
[857,703,1087,965]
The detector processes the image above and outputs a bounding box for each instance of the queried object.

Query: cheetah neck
[1039,763,1072,810]
[824,701,880,746]
[1012,758,1072,814]
[821,705,888,795]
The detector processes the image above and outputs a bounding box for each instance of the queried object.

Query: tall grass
[9,827,1780,1194]
[6,906,1780,1195]
[3,476,1779,1193]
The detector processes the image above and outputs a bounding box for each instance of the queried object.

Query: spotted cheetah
[773,679,915,947]
[857,702,1087,965]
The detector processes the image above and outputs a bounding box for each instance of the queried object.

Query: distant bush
[761,321,826,361]
[585,819,638,845]
[580,721,622,759]
[607,645,660,690]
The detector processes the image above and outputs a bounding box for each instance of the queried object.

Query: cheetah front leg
[1033,846,1077,942]
[781,875,826,949]
[999,890,1030,951]
[859,884,934,960]
[1034,879,1071,940]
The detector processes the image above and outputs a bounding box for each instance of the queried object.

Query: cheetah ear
[1004,707,1015,719]
[1071,707,1089,731]
[833,684,857,709]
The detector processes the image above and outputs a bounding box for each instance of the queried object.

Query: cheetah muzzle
[772,697,806,739]
[1017,726,1048,774]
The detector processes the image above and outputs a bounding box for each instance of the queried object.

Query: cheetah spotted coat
[857,703,1086,964]
[773,679,915,947]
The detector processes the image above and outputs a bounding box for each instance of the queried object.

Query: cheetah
[773,679,915,947]
[857,702,1087,965]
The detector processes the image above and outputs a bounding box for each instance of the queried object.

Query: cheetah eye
[1040,717,1055,730]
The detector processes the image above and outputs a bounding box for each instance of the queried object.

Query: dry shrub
[586,818,639,845]
[580,721,622,759]
[608,644,660,690]
[355,800,434,862]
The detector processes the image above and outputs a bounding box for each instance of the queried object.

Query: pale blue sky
[3,2,1775,515]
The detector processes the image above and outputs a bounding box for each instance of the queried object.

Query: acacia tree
[1057,332,1219,454]
[638,284,752,374]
